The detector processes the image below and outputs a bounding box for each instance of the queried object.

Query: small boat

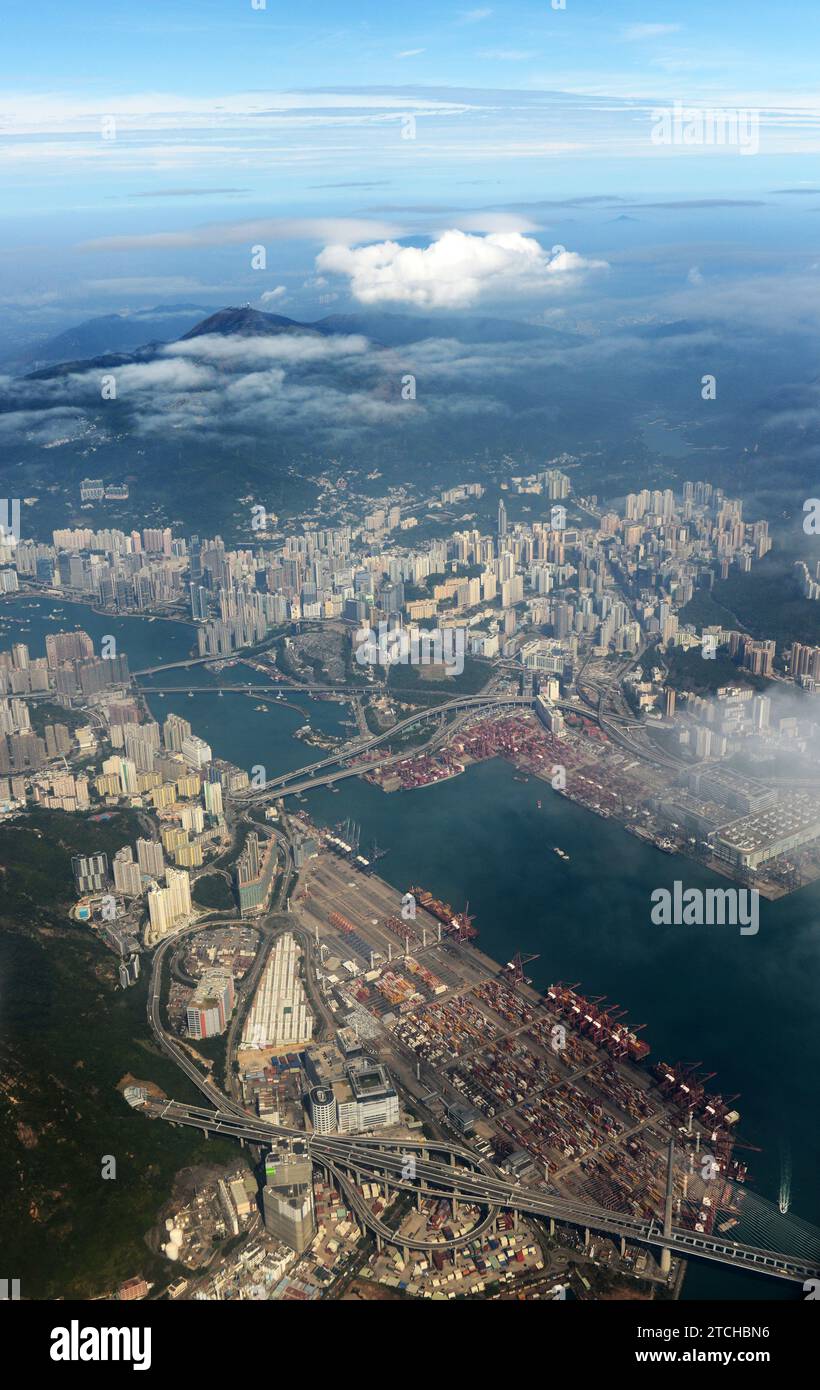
[536,799,542,810]
[187,691,194,698]
[553,847,570,861]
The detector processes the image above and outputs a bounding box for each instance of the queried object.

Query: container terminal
[287,824,754,1284]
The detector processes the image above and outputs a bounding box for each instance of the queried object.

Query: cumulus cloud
[260,286,288,305]
[316,230,607,309]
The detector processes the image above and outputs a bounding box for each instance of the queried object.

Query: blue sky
[5,1,820,99]
[2,1,820,331]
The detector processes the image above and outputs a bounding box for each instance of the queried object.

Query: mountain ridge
[21,302,584,379]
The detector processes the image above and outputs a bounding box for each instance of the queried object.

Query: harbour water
[3,596,818,1299]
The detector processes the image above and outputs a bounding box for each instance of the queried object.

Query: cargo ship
[408,885,478,940]
[546,982,650,1061]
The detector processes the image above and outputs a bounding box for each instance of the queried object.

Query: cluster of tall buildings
[111,839,166,894]
[32,768,90,811]
[4,465,775,699]
[699,628,776,676]
[72,834,190,936]
[8,523,186,612]
[93,713,230,878]
[0,629,128,705]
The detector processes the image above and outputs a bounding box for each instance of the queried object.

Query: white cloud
[260,286,288,305]
[0,406,88,443]
[396,49,426,59]
[316,230,607,309]
[0,90,470,135]
[102,359,216,392]
[459,7,493,22]
[165,333,369,366]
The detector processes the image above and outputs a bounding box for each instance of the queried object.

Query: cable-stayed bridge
[151,1098,820,1284]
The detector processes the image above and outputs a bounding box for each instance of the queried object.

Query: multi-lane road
[151,1099,820,1282]
[234,695,536,806]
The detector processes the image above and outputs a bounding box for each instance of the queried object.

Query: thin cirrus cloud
[129,188,251,199]
[0,90,470,133]
[7,84,820,197]
[77,217,403,254]
[316,229,608,309]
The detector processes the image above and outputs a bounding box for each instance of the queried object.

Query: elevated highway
[152,1099,820,1283]
[233,693,535,802]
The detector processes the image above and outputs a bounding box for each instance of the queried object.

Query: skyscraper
[261,1142,315,1254]
[136,836,165,881]
[113,846,142,896]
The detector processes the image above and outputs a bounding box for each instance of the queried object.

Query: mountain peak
[180,305,313,339]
